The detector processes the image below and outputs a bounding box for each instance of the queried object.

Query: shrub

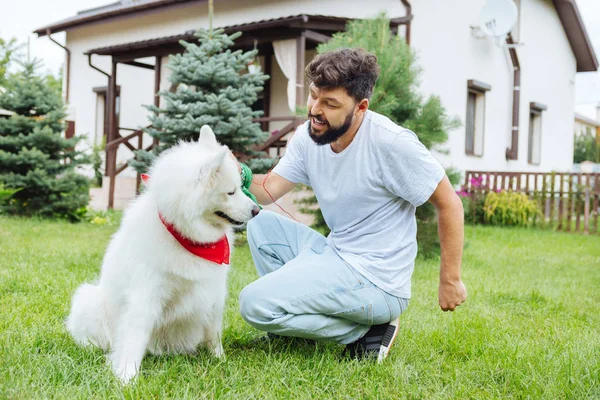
[483,191,541,227]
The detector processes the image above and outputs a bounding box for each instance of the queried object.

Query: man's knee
[239,281,276,329]
[246,210,282,253]
[247,210,277,237]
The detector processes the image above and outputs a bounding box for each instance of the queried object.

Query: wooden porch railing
[463,171,600,234]
[105,126,153,209]
[255,116,305,155]
[104,117,305,208]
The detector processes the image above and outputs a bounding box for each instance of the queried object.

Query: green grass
[1,217,599,399]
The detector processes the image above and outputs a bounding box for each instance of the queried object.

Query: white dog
[66,125,259,384]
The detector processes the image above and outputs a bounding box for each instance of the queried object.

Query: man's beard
[308,110,354,146]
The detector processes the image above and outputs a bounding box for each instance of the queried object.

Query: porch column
[107,59,118,209]
[153,55,162,147]
[263,51,272,132]
[295,33,306,107]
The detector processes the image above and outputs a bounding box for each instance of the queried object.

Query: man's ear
[356,99,369,115]
[199,147,228,188]
[199,125,218,145]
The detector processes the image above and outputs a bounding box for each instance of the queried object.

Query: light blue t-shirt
[273,110,445,298]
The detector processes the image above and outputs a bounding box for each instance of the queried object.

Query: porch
[83,14,409,212]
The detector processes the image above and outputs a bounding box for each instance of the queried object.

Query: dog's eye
[227,189,236,196]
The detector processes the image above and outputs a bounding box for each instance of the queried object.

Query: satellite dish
[478,0,518,38]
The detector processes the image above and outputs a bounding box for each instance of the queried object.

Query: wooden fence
[463,171,600,234]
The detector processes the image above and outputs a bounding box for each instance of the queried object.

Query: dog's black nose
[251,206,260,217]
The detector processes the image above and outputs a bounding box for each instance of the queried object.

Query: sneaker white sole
[377,317,400,363]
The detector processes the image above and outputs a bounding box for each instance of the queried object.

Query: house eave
[553,0,599,72]
[34,0,200,37]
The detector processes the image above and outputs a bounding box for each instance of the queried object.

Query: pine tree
[132,28,272,172]
[0,61,90,220]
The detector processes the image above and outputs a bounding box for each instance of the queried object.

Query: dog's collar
[158,213,230,265]
[142,173,230,265]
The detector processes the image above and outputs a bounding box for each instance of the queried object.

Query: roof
[34,0,198,36]
[0,109,14,117]
[83,14,407,58]
[34,0,599,72]
[552,0,598,72]
[574,112,600,127]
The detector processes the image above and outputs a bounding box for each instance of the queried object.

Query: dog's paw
[212,342,225,359]
[109,358,139,385]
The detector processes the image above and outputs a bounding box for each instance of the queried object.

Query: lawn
[1,216,599,399]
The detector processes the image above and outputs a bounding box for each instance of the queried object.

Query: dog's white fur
[66,126,259,384]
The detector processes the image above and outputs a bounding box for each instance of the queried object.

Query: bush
[459,194,486,225]
[0,183,18,210]
[482,191,541,227]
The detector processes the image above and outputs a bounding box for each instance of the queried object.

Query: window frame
[465,80,491,157]
[528,102,547,165]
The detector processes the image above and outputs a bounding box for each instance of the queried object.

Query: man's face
[307,84,357,146]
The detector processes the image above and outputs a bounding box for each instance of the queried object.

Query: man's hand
[439,278,467,311]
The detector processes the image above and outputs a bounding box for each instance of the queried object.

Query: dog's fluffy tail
[66,283,110,350]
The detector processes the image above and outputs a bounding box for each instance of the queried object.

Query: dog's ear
[199,125,217,145]
[199,147,228,188]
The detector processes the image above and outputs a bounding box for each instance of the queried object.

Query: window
[528,102,546,165]
[465,80,491,156]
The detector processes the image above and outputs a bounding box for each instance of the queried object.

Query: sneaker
[344,317,400,363]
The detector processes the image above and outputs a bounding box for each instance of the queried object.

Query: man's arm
[427,175,467,311]
[250,172,297,206]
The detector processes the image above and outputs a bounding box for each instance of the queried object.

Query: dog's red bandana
[142,173,230,265]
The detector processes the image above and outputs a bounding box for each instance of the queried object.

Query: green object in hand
[240,163,261,208]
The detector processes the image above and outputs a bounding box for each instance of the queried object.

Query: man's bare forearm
[436,193,467,311]
[249,174,274,205]
[438,195,464,282]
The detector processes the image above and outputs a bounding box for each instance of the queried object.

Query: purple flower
[470,176,484,188]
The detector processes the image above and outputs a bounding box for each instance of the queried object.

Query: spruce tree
[0,61,90,220]
[133,28,272,172]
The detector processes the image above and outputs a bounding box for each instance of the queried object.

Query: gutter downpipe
[88,53,110,80]
[46,29,71,103]
[505,33,520,160]
[400,0,412,45]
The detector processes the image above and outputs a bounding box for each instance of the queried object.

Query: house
[575,111,600,137]
[573,109,600,172]
[34,0,598,210]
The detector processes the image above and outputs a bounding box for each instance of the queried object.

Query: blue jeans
[239,211,409,344]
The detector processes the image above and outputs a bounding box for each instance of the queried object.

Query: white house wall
[410,0,577,173]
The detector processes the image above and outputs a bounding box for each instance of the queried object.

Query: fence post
[584,186,590,234]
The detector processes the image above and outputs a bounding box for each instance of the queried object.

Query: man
[238,48,466,362]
